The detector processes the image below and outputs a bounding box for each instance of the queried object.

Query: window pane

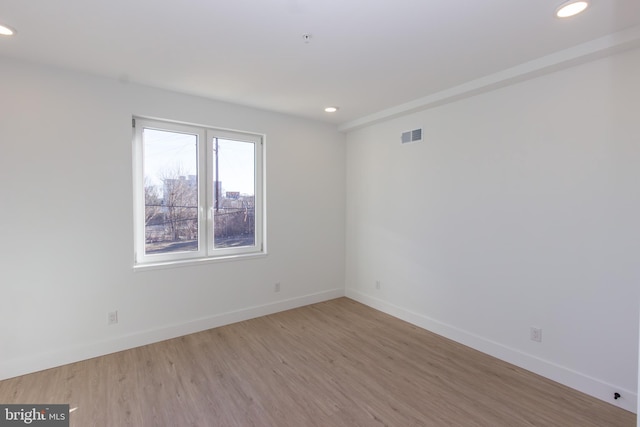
[143,128,198,254]
[212,138,255,248]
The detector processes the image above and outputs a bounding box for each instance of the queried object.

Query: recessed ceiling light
[324,107,338,113]
[0,24,16,36]
[556,1,589,18]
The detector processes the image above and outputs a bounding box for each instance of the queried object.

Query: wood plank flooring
[0,298,635,426]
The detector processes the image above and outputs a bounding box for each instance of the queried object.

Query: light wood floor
[0,298,635,426]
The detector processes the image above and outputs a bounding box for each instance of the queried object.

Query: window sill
[133,251,267,272]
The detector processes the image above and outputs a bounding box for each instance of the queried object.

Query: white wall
[345,48,640,412]
[0,58,346,379]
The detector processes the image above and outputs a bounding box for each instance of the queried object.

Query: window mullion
[205,131,215,255]
[196,129,207,257]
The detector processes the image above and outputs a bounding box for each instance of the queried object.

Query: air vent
[401,128,422,144]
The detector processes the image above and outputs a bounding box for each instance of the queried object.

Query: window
[133,117,264,266]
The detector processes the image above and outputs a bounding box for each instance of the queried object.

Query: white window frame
[133,117,265,268]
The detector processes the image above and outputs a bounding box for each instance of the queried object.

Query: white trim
[0,289,345,381]
[339,25,640,132]
[345,289,638,413]
[133,251,268,272]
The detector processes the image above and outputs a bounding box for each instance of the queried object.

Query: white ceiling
[1,1,639,128]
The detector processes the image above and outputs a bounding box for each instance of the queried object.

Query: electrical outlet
[108,311,118,325]
[530,327,542,342]
[375,280,381,290]
[274,282,281,293]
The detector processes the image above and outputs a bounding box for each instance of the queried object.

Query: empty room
[0,1,639,426]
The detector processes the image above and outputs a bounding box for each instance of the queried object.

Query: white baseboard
[0,288,345,381]
[345,289,637,414]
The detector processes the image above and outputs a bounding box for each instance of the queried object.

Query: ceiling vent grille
[401,128,422,144]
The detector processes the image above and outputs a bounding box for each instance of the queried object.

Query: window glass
[212,138,255,249]
[143,129,199,255]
